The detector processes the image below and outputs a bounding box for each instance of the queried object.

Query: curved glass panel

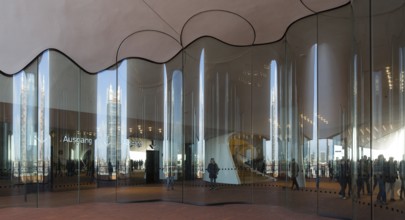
[115,59,165,202]
[250,41,289,208]
[0,2,405,219]
[369,0,405,218]
[76,61,98,204]
[285,14,320,215]
[316,6,356,219]
[0,74,15,208]
[182,37,254,204]
[162,55,184,202]
[36,50,81,206]
[0,60,39,208]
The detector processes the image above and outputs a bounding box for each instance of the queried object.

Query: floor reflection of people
[399,155,405,200]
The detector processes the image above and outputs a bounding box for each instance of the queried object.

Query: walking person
[290,158,300,190]
[375,154,387,205]
[372,158,379,191]
[357,155,371,197]
[356,159,364,198]
[207,158,219,190]
[385,157,397,202]
[339,158,351,199]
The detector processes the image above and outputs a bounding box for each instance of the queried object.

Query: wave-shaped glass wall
[1,1,405,219]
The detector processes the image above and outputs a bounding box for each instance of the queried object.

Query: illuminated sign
[63,135,93,145]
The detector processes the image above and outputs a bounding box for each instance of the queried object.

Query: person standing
[357,155,371,197]
[335,158,341,183]
[372,158,379,191]
[385,157,397,202]
[356,159,363,197]
[290,158,300,190]
[207,158,219,190]
[328,160,334,181]
[399,155,405,200]
[108,160,113,180]
[339,158,351,199]
[166,169,175,190]
[375,154,387,205]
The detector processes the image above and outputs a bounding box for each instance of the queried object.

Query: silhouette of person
[290,158,300,190]
[206,158,219,190]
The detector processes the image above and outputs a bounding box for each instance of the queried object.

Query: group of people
[129,159,144,171]
[64,159,82,176]
[164,154,405,205]
[334,154,405,204]
[372,154,405,205]
[160,153,405,203]
[289,154,405,205]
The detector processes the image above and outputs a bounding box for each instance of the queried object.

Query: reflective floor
[0,177,404,219]
[0,201,336,220]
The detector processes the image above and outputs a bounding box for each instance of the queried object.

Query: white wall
[203,133,240,184]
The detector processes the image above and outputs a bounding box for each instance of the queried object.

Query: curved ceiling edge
[0,1,350,75]
[301,0,350,13]
[180,9,257,46]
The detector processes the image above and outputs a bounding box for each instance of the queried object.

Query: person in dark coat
[385,157,397,201]
[375,154,387,205]
[357,155,371,197]
[206,158,219,190]
[399,155,405,200]
[108,161,113,180]
[339,158,351,199]
[290,158,300,190]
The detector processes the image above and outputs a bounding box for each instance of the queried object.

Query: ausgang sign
[63,136,93,145]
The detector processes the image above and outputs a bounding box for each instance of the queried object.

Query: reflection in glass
[13,71,38,183]
[0,2,405,218]
[268,60,278,177]
[163,69,183,186]
[96,68,117,180]
[38,51,51,184]
[197,49,205,178]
